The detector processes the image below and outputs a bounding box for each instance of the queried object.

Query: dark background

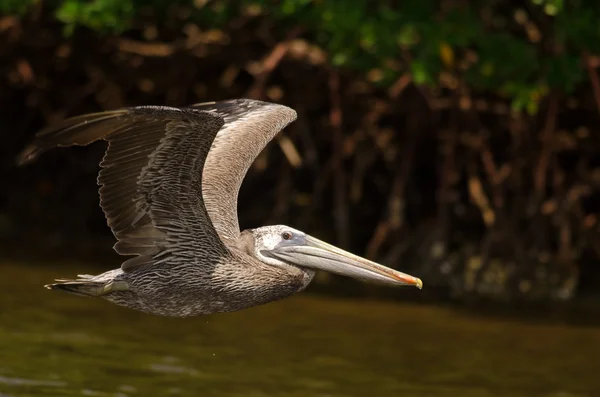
[2,0,600,308]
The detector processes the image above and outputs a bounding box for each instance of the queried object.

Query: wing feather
[18,106,230,273]
[189,99,297,242]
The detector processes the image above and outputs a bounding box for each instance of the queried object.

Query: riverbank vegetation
[2,0,599,302]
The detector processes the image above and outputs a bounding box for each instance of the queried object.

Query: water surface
[0,262,598,397]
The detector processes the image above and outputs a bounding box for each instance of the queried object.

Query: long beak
[264,235,423,288]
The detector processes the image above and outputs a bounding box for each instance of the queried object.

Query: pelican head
[247,225,423,288]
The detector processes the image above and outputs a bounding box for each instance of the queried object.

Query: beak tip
[415,278,423,289]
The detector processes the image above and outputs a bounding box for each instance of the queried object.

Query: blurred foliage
[2,0,600,302]
[2,0,600,113]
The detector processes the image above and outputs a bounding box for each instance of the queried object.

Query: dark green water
[0,262,598,397]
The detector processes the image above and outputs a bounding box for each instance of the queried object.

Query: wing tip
[16,143,43,166]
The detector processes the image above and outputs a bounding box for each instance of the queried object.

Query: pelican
[18,99,422,317]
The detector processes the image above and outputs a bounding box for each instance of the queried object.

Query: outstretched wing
[189,99,297,242]
[18,106,230,272]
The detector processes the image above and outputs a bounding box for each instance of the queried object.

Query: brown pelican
[18,99,422,317]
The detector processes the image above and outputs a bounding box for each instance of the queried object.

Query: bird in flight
[18,99,422,317]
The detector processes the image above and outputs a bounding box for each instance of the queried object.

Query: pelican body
[19,99,422,317]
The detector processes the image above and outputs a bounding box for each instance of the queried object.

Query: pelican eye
[281,231,293,240]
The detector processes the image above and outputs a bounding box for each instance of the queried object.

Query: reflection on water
[0,262,598,397]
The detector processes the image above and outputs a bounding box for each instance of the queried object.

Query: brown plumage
[19,99,422,317]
